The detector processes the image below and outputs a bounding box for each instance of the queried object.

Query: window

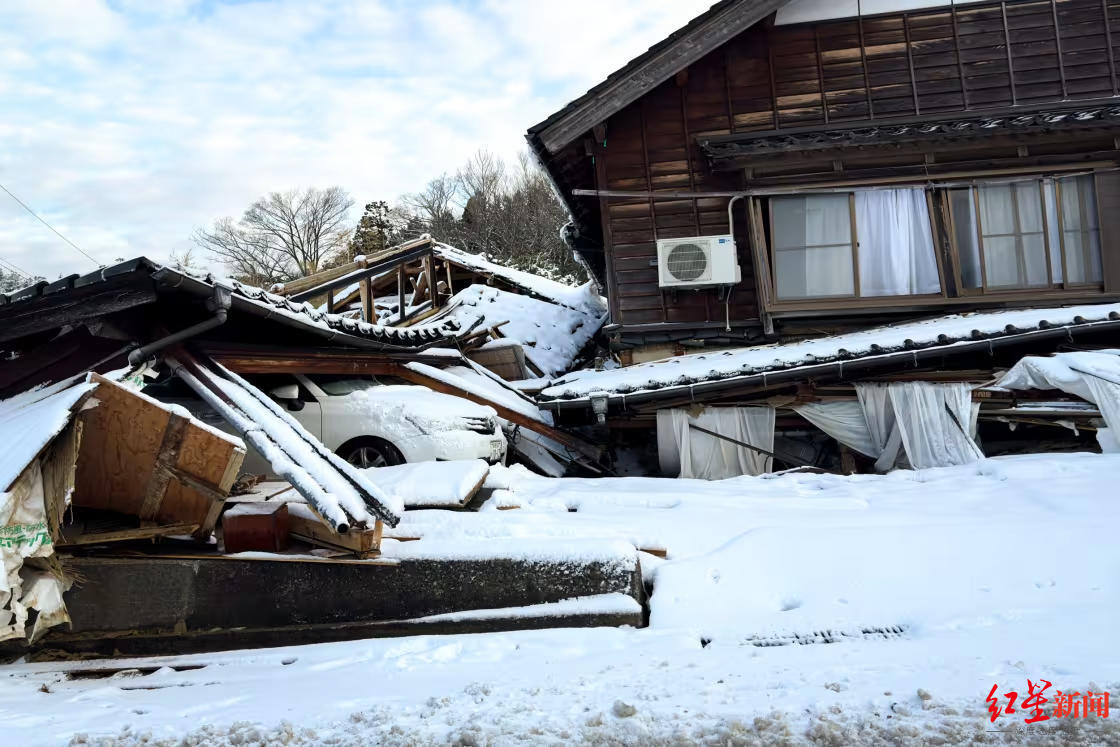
[310,374,408,395]
[770,189,941,300]
[772,194,856,299]
[1056,175,1102,285]
[948,176,1103,291]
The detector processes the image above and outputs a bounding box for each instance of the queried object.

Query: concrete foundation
[23,553,645,657]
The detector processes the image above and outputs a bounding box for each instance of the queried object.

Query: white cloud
[0,0,714,281]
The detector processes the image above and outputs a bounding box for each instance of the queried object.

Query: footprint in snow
[780,597,802,612]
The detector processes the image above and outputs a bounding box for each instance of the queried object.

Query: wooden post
[397,264,406,323]
[360,277,374,323]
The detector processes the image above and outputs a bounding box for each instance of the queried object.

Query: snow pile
[542,301,1120,401]
[437,285,602,376]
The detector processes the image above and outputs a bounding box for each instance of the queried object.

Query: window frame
[768,192,862,301]
[1054,176,1104,289]
[946,177,1105,294]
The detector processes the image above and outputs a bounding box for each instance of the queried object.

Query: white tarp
[795,382,982,472]
[998,351,1120,453]
[657,406,775,480]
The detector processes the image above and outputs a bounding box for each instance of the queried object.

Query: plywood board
[73,375,246,536]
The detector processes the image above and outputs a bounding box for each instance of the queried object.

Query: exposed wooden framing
[361,277,374,322]
[397,265,407,323]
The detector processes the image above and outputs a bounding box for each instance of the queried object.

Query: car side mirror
[269,384,304,412]
[270,384,300,401]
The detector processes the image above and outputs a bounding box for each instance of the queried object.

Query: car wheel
[338,438,404,469]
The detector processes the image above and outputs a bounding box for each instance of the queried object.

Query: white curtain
[657,406,775,480]
[886,382,983,469]
[855,189,941,296]
[810,382,984,472]
[793,401,879,458]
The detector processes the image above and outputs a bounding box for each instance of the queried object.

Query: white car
[145,372,507,474]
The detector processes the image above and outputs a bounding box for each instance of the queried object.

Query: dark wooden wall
[596,0,1120,330]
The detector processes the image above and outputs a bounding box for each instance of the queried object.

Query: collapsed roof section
[540,302,1120,410]
[0,257,462,356]
[271,237,607,381]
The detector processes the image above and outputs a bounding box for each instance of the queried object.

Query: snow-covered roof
[540,302,1120,406]
[429,285,605,377]
[0,257,461,350]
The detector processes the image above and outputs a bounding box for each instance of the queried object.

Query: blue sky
[0,0,714,281]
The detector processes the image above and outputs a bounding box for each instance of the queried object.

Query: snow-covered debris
[0,378,95,492]
[172,358,403,529]
[362,460,489,508]
[406,362,552,425]
[999,350,1120,451]
[541,301,1120,402]
[434,242,605,314]
[434,285,603,377]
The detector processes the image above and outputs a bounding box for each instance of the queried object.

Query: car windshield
[313,376,378,396]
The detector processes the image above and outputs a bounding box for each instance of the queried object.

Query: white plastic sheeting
[999,351,1120,453]
[793,401,879,459]
[795,383,982,471]
[657,406,775,480]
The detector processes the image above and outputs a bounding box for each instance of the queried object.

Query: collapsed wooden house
[272,236,607,382]
[527,0,1120,475]
[0,258,627,654]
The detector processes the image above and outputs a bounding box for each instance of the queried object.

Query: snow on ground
[3,452,1119,744]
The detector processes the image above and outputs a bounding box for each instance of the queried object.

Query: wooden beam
[138,413,189,521]
[288,510,382,558]
[395,365,602,461]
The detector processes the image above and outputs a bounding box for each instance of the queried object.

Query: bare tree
[194,187,354,285]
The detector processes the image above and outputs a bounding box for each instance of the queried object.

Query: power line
[0,255,33,279]
[0,182,99,267]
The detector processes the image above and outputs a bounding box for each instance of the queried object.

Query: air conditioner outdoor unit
[656,235,741,288]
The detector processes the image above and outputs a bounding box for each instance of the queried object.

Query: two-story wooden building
[529,0,1120,477]
[529,0,1120,362]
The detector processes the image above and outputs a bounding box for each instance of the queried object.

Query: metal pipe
[127,287,232,366]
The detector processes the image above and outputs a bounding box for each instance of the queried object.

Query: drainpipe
[127,286,233,367]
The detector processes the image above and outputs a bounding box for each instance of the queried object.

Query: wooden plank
[75,374,245,537]
[288,510,382,558]
[58,523,199,547]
